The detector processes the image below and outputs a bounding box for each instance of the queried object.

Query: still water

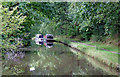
[2,43,118,75]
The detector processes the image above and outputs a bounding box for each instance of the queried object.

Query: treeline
[67,2,120,42]
[28,2,119,43]
[0,2,120,51]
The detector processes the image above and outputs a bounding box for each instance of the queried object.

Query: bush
[0,4,28,50]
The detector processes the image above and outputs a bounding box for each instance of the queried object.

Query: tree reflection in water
[2,43,118,75]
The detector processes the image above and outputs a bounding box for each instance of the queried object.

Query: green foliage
[0,2,119,51]
[0,2,34,50]
[0,5,26,49]
[67,2,120,40]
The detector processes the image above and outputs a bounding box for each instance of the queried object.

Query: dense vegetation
[0,2,119,52]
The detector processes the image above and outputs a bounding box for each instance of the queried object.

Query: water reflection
[2,43,118,75]
[6,51,25,61]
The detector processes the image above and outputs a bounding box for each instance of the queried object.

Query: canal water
[2,42,118,75]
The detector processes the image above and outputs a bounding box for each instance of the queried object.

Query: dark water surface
[2,43,118,75]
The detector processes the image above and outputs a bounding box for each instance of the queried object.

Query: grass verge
[70,42,119,69]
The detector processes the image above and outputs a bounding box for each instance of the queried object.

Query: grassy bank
[80,41,119,53]
[70,42,119,68]
[55,36,119,70]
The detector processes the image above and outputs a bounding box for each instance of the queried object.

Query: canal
[2,41,118,75]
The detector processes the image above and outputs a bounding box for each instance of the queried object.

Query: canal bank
[55,37,119,73]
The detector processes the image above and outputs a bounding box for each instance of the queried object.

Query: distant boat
[35,34,44,45]
[35,34,54,48]
[44,34,54,48]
